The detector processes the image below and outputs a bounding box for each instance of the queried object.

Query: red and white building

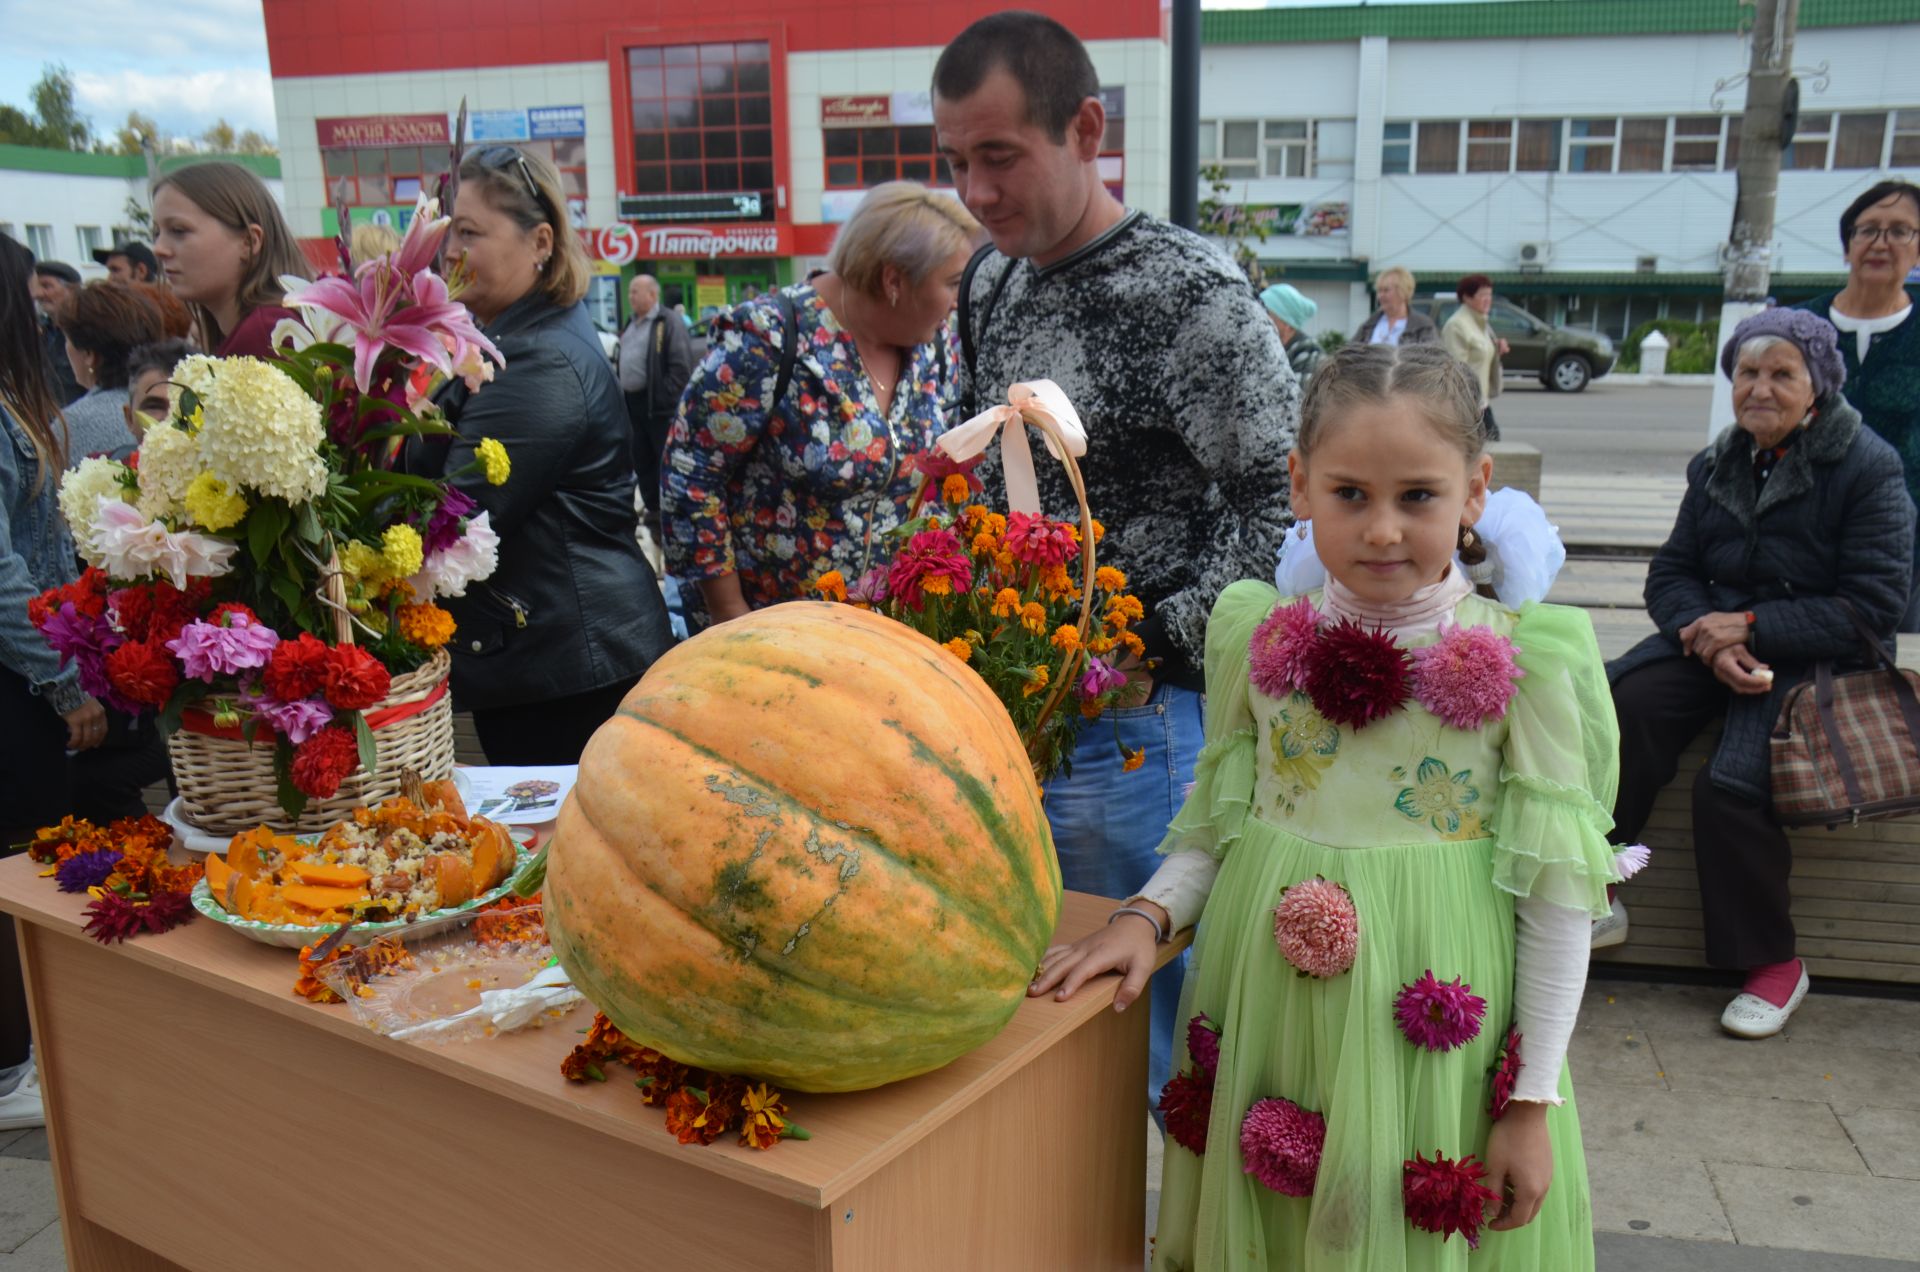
[263,0,1171,329]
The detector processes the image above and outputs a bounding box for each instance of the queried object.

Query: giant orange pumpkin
[546,601,1062,1092]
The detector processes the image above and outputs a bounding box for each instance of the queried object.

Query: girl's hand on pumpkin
[1028,911,1160,1010]
[1482,1102,1553,1231]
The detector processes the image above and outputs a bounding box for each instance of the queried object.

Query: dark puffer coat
[1608,397,1916,801]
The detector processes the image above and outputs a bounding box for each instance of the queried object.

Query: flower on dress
[1249,597,1322,698]
[1239,1097,1326,1197]
[1301,618,1413,729]
[1489,1027,1524,1121]
[1394,971,1488,1053]
[1003,511,1080,569]
[1159,1070,1213,1155]
[885,528,973,611]
[1186,1014,1221,1080]
[1402,1150,1500,1248]
[1613,843,1651,880]
[1272,878,1360,978]
[1409,625,1525,730]
[1393,757,1482,836]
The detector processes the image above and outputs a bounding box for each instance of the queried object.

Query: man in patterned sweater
[935,11,1299,1112]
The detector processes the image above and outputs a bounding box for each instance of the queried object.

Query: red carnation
[104,637,180,708]
[322,644,391,711]
[289,726,360,799]
[209,601,259,628]
[1403,1150,1500,1249]
[1159,1070,1214,1155]
[264,633,331,702]
[1301,618,1413,729]
[31,569,108,628]
[141,578,211,645]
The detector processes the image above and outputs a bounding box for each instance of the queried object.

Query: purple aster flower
[420,485,477,556]
[1409,625,1525,730]
[255,696,335,745]
[1394,971,1488,1053]
[55,850,123,893]
[1240,1097,1326,1197]
[41,602,136,710]
[166,617,281,682]
[1076,657,1128,701]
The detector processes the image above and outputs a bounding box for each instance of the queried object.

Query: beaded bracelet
[1108,905,1169,944]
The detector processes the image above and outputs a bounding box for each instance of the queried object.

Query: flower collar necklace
[1248,593,1524,731]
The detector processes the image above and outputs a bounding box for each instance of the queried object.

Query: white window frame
[1261,119,1312,179]
[75,225,104,260]
[1465,118,1515,174]
[1891,108,1920,168]
[1668,115,1725,172]
[25,225,57,261]
[1784,111,1835,171]
[1381,121,1413,175]
[1832,111,1891,171]
[1567,117,1619,173]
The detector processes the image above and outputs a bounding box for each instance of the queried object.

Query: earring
[1459,526,1477,551]
[889,288,900,307]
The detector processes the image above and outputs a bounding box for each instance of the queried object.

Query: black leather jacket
[409,293,671,711]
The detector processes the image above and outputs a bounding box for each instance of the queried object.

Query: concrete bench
[1487,441,1541,503]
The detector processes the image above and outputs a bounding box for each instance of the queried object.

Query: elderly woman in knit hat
[1602,307,1915,1038]
[1258,283,1324,387]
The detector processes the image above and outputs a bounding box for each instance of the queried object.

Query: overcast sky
[0,0,1502,146]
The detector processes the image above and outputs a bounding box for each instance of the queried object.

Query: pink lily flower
[285,259,502,394]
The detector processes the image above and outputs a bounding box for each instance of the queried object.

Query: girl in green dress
[1034,343,1624,1269]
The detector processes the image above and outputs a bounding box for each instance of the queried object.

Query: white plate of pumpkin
[191,773,532,949]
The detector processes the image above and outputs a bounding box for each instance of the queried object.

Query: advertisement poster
[695,275,729,312]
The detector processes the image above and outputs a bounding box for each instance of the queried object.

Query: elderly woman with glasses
[406,144,671,765]
[1799,179,1920,630]
[1604,308,1914,1039]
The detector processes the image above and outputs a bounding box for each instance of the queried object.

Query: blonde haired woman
[664,182,982,621]
[150,161,311,357]
[1353,265,1439,347]
[404,144,670,764]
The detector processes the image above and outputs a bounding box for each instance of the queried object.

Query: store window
[1204,118,1342,179]
[75,226,103,260]
[1263,121,1309,178]
[825,126,946,189]
[1619,119,1666,172]
[1568,119,1616,172]
[1415,120,1460,174]
[1315,120,1356,179]
[1834,112,1888,169]
[1381,122,1412,174]
[1894,111,1920,167]
[326,146,449,207]
[1516,120,1562,172]
[1783,113,1831,170]
[1670,116,1723,171]
[1466,120,1512,173]
[628,41,775,219]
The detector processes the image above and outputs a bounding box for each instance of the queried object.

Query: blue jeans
[1043,682,1206,1120]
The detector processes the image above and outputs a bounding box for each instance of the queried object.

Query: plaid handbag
[1770,604,1920,827]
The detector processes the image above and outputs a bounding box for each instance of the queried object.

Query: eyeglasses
[473,144,547,211]
[1849,223,1918,246]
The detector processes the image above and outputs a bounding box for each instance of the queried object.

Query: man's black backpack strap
[957,242,1013,385]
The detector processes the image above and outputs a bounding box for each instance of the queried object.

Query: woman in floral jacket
[662,184,980,621]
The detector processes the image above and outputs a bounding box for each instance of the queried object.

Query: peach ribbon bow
[934,380,1088,515]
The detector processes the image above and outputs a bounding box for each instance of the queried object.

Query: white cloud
[0,0,267,66]
[72,67,277,140]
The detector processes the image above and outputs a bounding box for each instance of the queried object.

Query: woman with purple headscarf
[1602,308,1916,1039]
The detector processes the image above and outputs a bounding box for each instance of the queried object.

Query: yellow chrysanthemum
[941,473,971,506]
[1021,665,1051,697]
[1095,565,1127,592]
[1050,624,1081,653]
[476,437,511,486]
[991,588,1021,619]
[397,602,457,649]
[381,523,425,578]
[183,472,249,532]
[340,540,391,586]
[1018,602,1048,635]
[814,570,847,602]
[943,637,972,661]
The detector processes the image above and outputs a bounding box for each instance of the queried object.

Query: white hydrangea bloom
[196,356,328,505]
[57,457,133,565]
[135,419,200,522]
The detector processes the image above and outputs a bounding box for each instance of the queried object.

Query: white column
[1348,35,1389,270]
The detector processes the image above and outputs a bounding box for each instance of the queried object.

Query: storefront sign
[593,225,641,266]
[469,109,530,142]
[890,91,933,125]
[821,95,892,128]
[321,204,422,236]
[317,114,450,149]
[695,275,728,311]
[635,225,791,258]
[1225,201,1351,238]
[529,105,587,139]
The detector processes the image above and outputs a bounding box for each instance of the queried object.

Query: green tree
[0,105,43,146]
[1196,163,1270,292]
[202,118,237,152]
[235,129,277,156]
[110,110,163,156]
[28,65,90,150]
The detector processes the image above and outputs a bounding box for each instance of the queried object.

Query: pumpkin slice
[289,861,371,889]
[281,883,370,913]
[202,852,232,901]
[428,854,474,908]
[468,819,513,894]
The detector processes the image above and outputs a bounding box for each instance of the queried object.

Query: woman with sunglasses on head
[1798,179,1920,630]
[151,161,311,359]
[406,145,671,765]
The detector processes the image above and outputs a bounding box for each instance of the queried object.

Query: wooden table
[0,859,1182,1271]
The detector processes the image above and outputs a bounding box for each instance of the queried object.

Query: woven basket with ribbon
[168,551,456,836]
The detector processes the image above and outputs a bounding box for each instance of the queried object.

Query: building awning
[1258,262,1852,297]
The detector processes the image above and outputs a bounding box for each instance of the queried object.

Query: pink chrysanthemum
[884,528,973,611]
[1249,598,1321,698]
[1186,1014,1221,1079]
[1613,843,1651,880]
[1273,878,1359,978]
[1301,618,1413,729]
[1489,1027,1524,1121]
[1403,1150,1500,1248]
[1409,624,1525,730]
[1394,970,1487,1052]
[1239,1097,1326,1197]
[1159,1070,1214,1155]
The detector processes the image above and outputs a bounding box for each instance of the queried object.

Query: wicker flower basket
[168,650,457,836]
[166,550,456,836]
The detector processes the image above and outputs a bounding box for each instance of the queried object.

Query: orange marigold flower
[813,570,848,602]
[1041,563,1074,599]
[922,574,954,598]
[941,473,972,505]
[962,504,991,531]
[1019,602,1048,635]
[1095,565,1128,592]
[740,1083,792,1151]
[993,549,1016,575]
[971,530,999,557]
[1079,699,1104,719]
[1090,518,1106,543]
[991,588,1022,618]
[560,1048,606,1083]
[1086,634,1117,655]
[1050,624,1081,653]
[1121,746,1146,772]
[1120,630,1147,658]
[1105,594,1145,629]
[983,512,1007,539]
[943,637,972,661]
[632,1053,691,1106]
[1022,665,1052,697]
[396,602,457,650]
